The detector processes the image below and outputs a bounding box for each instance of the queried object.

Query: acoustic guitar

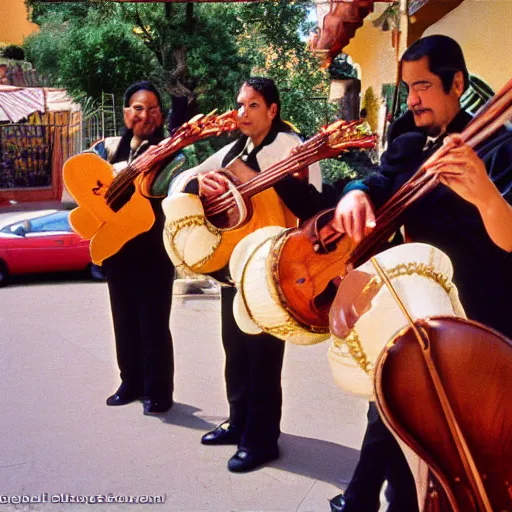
[63,110,237,265]
[163,119,376,275]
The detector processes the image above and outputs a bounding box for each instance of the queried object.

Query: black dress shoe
[201,421,240,445]
[106,386,143,406]
[143,398,173,415]
[227,446,279,473]
[329,494,346,512]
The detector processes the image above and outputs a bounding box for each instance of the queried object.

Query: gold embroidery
[164,215,222,271]
[331,331,374,375]
[336,262,454,375]
[360,262,454,298]
[237,233,329,344]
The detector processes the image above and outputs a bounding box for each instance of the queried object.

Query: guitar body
[274,209,357,329]
[63,153,155,264]
[375,317,512,511]
[162,188,297,275]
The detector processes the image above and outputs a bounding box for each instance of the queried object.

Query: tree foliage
[24,1,345,140]
[25,9,154,101]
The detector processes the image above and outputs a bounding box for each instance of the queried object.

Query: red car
[0,209,104,286]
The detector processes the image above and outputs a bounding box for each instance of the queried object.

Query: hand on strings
[332,190,376,243]
[198,171,229,199]
[425,134,497,208]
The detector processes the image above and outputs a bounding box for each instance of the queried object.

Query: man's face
[402,56,463,136]
[123,90,163,139]
[236,84,277,142]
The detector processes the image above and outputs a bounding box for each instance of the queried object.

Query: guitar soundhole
[313,279,339,313]
[109,183,136,213]
[92,180,105,196]
[206,204,242,230]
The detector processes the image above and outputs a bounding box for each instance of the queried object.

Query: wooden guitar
[63,110,237,264]
[163,119,377,275]
[274,76,512,332]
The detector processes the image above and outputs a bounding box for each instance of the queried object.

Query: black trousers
[343,402,419,512]
[221,286,285,451]
[102,205,174,402]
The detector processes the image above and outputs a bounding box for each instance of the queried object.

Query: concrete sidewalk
[0,279,370,511]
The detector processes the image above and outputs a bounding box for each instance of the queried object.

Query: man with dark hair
[330,35,512,511]
[92,81,180,416]
[177,76,324,473]
[401,34,469,93]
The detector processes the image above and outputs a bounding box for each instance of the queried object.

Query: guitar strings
[205,123,374,217]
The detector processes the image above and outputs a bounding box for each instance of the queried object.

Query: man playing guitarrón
[329,35,512,512]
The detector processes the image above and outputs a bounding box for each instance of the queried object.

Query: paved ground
[0,272,372,512]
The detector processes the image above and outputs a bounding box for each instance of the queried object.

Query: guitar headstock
[321,119,377,154]
[174,109,238,141]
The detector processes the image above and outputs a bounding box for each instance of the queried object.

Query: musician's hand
[291,166,309,182]
[332,190,376,243]
[198,171,229,199]
[227,158,258,183]
[426,134,497,208]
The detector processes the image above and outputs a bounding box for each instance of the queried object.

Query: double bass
[370,257,512,511]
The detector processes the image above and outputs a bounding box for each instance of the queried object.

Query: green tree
[231,0,332,136]
[25,1,250,115]
[30,13,156,102]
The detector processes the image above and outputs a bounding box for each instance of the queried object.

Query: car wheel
[0,261,9,287]
[89,263,106,281]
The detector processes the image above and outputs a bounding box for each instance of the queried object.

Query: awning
[409,0,430,15]
[0,86,80,123]
[0,85,45,122]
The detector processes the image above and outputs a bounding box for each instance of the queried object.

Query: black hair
[240,76,291,132]
[112,81,165,162]
[167,95,198,134]
[402,35,469,93]
[123,80,163,110]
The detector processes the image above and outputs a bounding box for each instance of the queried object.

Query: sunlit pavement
[0,275,371,511]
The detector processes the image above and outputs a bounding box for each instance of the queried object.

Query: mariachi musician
[181,77,342,472]
[328,35,512,512]
[92,82,185,416]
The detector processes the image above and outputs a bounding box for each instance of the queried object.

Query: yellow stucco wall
[0,0,38,46]
[423,0,512,91]
[343,4,406,98]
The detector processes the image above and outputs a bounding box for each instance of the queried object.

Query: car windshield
[1,211,71,235]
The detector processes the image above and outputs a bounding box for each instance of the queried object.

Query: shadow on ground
[276,433,359,487]
[151,405,358,488]
[149,402,218,431]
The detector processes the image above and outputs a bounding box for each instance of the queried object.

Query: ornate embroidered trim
[331,331,374,375]
[333,262,455,375]
[361,262,454,298]
[237,233,328,343]
[164,215,222,272]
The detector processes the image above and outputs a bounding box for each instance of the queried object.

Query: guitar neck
[105,111,237,205]
[205,131,375,217]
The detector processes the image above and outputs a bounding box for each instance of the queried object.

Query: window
[29,212,71,233]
